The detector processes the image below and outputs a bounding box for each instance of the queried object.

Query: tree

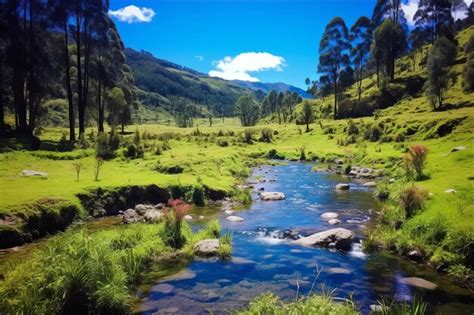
[234,94,260,127]
[105,87,127,130]
[408,27,430,71]
[463,34,474,91]
[350,16,373,101]
[372,0,407,26]
[425,36,457,109]
[372,19,406,84]
[318,17,352,119]
[305,77,311,89]
[413,0,454,44]
[300,101,314,132]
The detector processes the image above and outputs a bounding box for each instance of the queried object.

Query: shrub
[298,147,306,161]
[162,199,191,249]
[404,144,429,180]
[259,128,273,143]
[233,188,252,204]
[109,130,121,150]
[94,157,104,182]
[192,185,206,206]
[365,123,383,142]
[399,185,428,218]
[462,58,474,92]
[124,144,144,159]
[217,139,229,147]
[96,133,115,160]
[243,129,254,144]
[58,133,73,152]
[72,160,83,181]
[347,119,359,136]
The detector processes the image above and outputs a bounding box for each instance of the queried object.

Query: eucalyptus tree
[413,0,454,44]
[234,94,260,127]
[300,100,314,133]
[317,17,351,119]
[371,0,407,26]
[350,16,373,101]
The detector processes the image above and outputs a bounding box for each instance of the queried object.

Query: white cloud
[208,52,286,82]
[402,0,418,26]
[109,5,155,23]
[195,55,204,62]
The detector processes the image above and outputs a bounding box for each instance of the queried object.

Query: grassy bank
[0,218,226,313]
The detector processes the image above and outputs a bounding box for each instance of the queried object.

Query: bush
[365,123,383,142]
[96,133,115,160]
[192,185,206,206]
[399,185,428,218]
[259,128,273,143]
[243,129,254,144]
[124,144,144,159]
[347,119,359,136]
[217,139,229,147]
[403,144,429,180]
[462,58,474,92]
[162,199,191,249]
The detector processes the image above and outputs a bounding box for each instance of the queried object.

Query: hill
[230,80,312,99]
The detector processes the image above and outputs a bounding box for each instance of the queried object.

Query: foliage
[235,94,260,126]
[398,185,428,219]
[300,101,315,132]
[403,144,429,180]
[124,144,144,159]
[259,128,274,143]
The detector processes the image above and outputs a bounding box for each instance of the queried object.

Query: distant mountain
[125,48,310,122]
[230,80,312,99]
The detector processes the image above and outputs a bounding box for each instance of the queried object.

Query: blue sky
[108,0,376,88]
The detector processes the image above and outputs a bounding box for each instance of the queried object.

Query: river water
[139,162,474,314]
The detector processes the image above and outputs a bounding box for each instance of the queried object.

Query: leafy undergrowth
[0,219,224,314]
[238,292,357,315]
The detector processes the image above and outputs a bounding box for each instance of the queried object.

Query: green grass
[0,219,224,314]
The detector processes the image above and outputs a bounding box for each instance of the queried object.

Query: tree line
[0,0,135,141]
[308,0,474,118]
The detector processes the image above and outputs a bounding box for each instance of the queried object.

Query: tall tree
[300,100,314,132]
[350,16,373,101]
[413,0,454,44]
[425,36,457,110]
[372,0,407,26]
[317,17,351,119]
[372,19,407,83]
[234,94,260,127]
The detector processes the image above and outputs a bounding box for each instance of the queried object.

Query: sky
[109,0,472,89]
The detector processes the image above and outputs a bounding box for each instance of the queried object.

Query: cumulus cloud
[208,52,286,82]
[109,5,155,23]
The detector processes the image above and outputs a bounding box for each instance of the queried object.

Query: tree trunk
[306,123,309,133]
[0,61,4,132]
[63,20,75,142]
[76,12,84,140]
[333,81,338,120]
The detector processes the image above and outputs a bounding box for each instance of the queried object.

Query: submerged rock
[320,212,339,220]
[335,183,350,190]
[259,191,286,201]
[194,239,220,257]
[398,277,437,290]
[327,267,352,275]
[152,283,174,294]
[226,215,244,222]
[293,228,354,250]
[363,181,377,187]
[225,210,235,215]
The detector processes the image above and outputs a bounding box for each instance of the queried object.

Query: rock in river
[194,239,220,257]
[122,209,142,224]
[363,181,377,187]
[335,183,350,190]
[226,215,244,222]
[398,277,437,290]
[320,212,339,220]
[152,283,174,294]
[328,219,341,225]
[293,228,354,250]
[143,209,163,222]
[259,191,286,201]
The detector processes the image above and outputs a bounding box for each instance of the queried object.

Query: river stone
[320,212,339,220]
[159,269,196,282]
[328,219,341,225]
[259,191,286,201]
[335,183,350,190]
[444,189,457,194]
[293,228,354,250]
[363,181,377,187]
[288,279,311,286]
[143,209,163,222]
[370,304,385,312]
[226,215,244,222]
[183,215,193,220]
[398,277,437,290]
[225,210,235,215]
[327,267,352,275]
[194,239,220,257]
[122,209,142,224]
[21,169,48,177]
[135,204,154,215]
[335,158,344,165]
[451,146,466,152]
[152,283,174,294]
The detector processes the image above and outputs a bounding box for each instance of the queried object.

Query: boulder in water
[328,219,341,225]
[143,209,163,222]
[363,181,377,187]
[226,215,244,222]
[183,215,193,221]
[335,183,350,190]
[293,228,354,250]
[122,209,142,224]
[320,212,339,220]
[259,191,286,201]
[398,277,437,290]
[194,239,220,256]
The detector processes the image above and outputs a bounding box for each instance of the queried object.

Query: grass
[0,219,225,314]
